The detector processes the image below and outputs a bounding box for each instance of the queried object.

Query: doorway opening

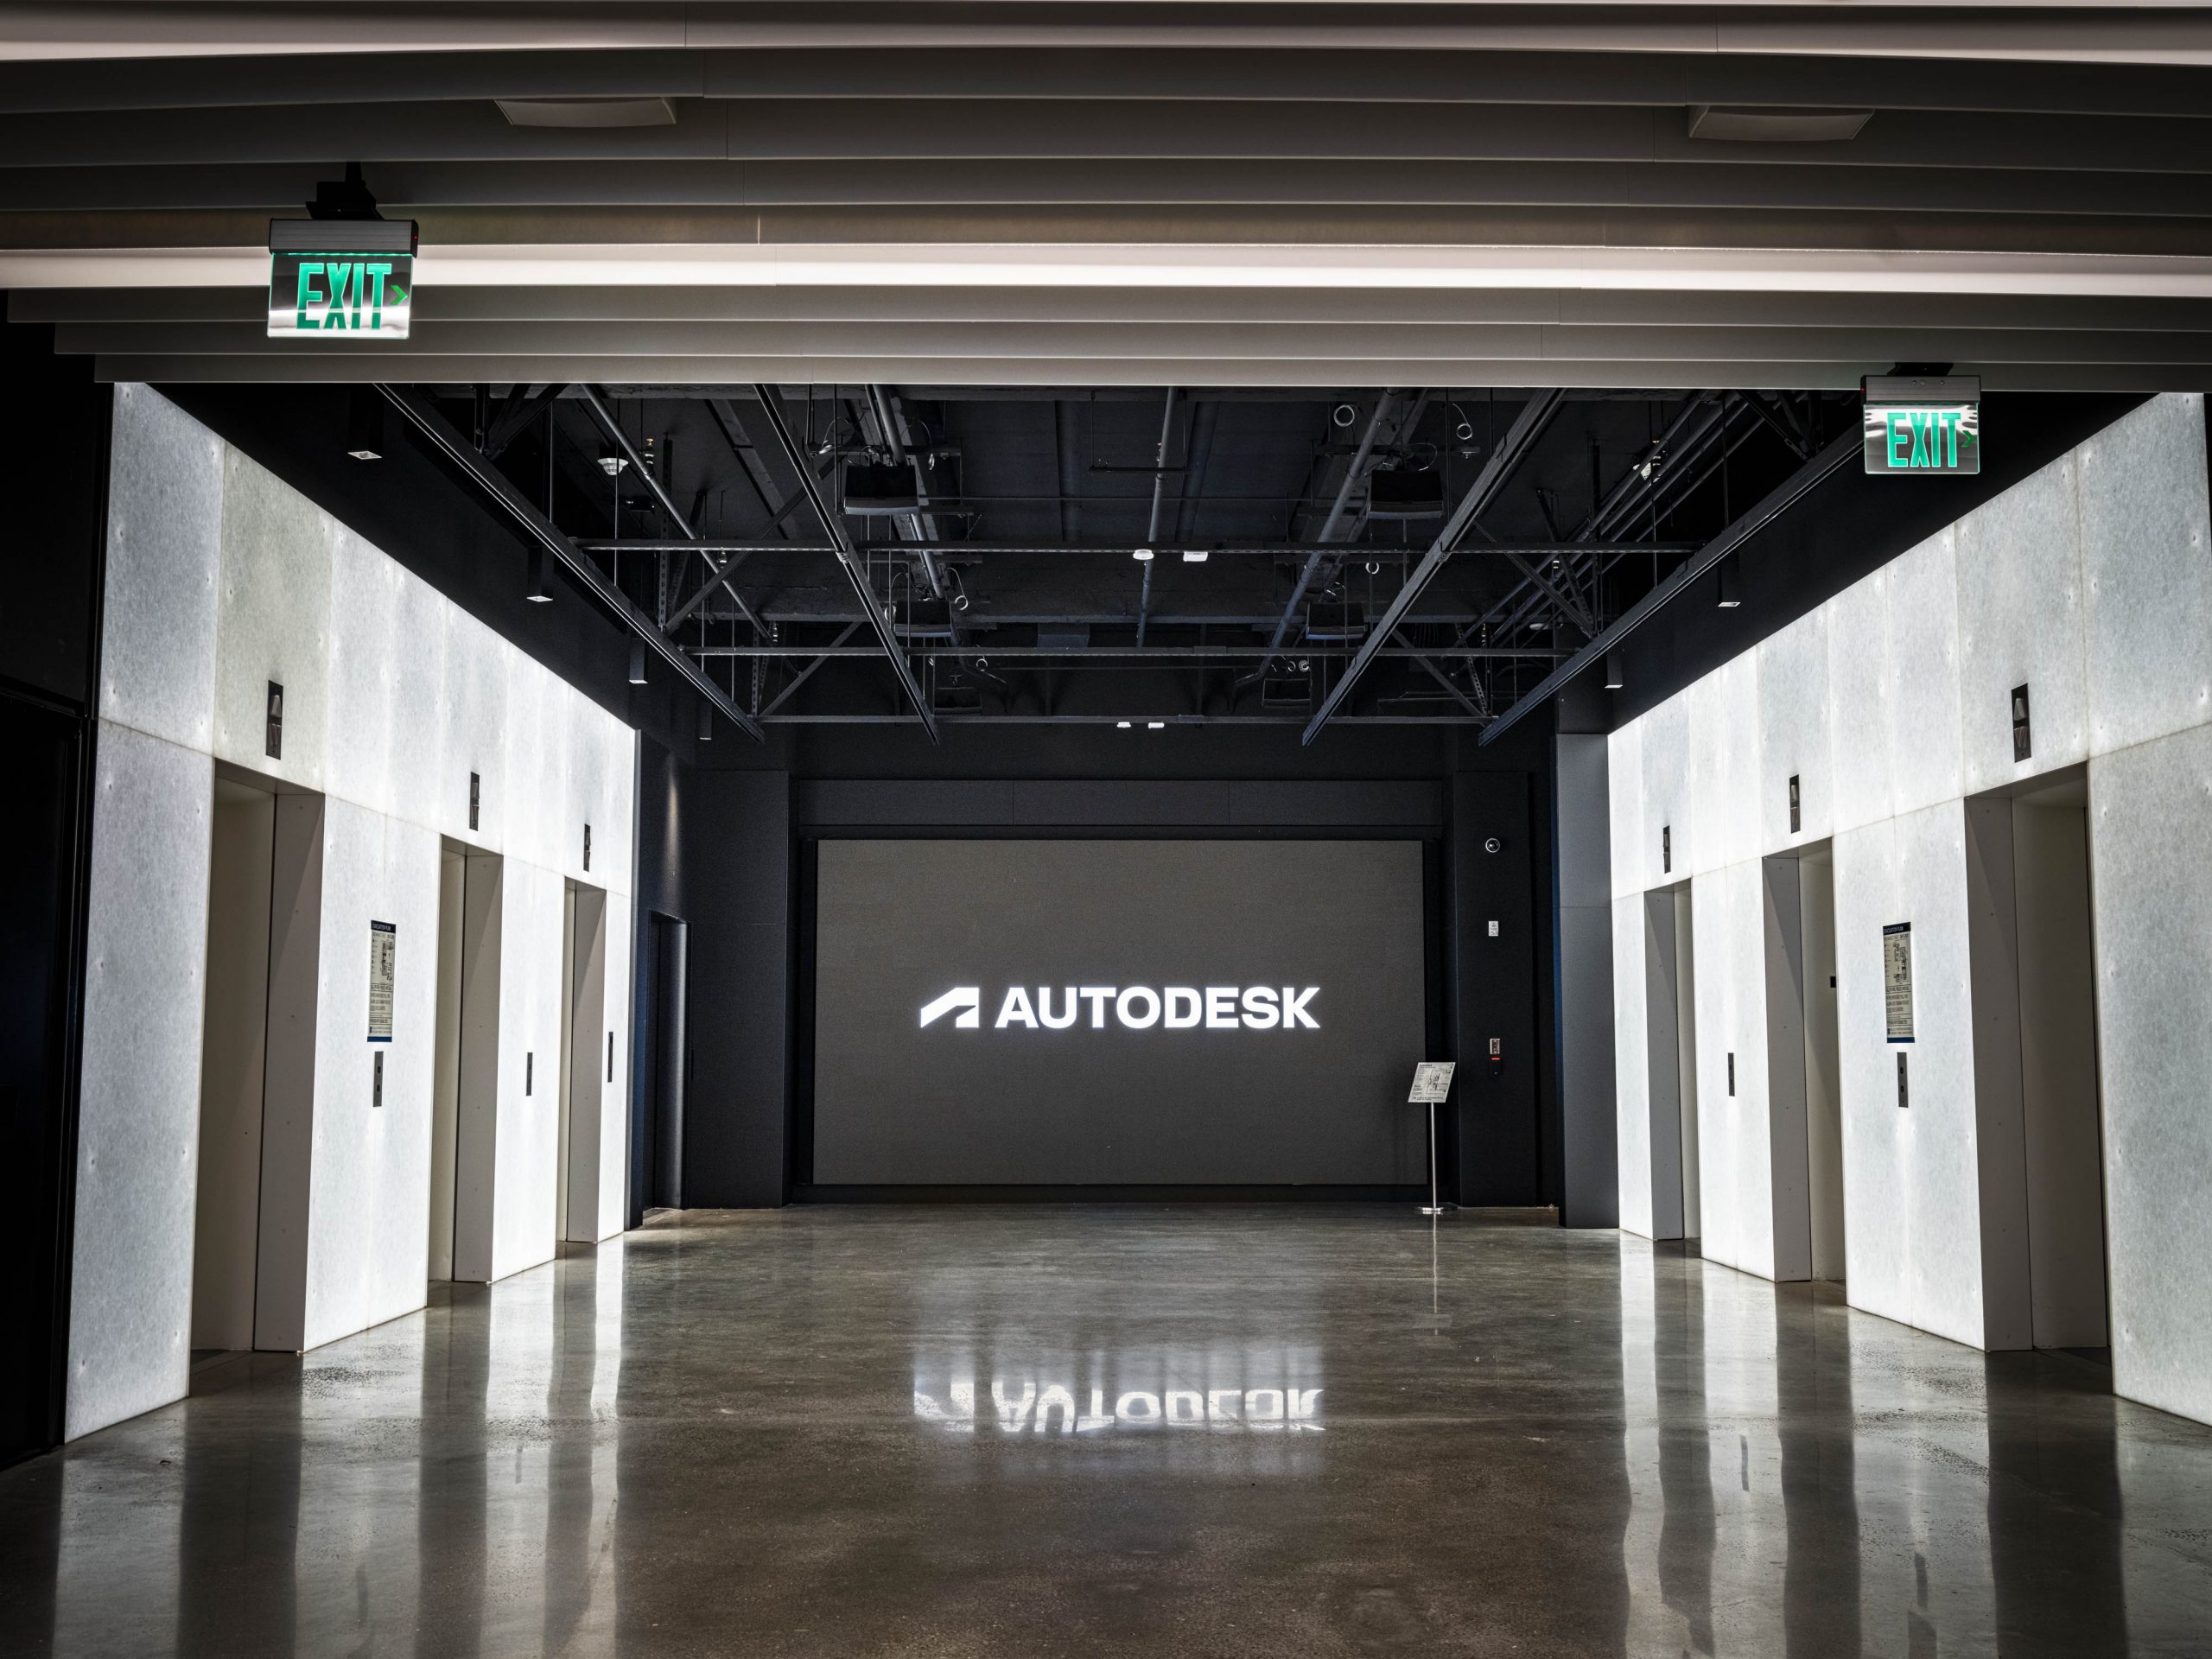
[558,882,608,1244]
[429,847,505,1285]
[1761,848,1846,1284]
[1966,771,2109,1354]
[191,774,324,1354]
[636,912,689,1216]
[1640,882,1701,1246]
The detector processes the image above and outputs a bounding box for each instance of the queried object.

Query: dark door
[645,914,690,1211]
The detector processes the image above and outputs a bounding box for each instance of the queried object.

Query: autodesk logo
[919,985,1319,1031]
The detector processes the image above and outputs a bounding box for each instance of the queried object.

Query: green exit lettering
[1863,402,1980,475]
[1886,408,1965,470]
[293,260,397,332]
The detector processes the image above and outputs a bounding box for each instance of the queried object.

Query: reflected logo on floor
[918,985,1319,1031]
[914,1374,1324,1434]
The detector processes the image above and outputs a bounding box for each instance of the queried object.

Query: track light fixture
[525,545,552,603]
[1603,649,1624,691]
[628,642,647,684]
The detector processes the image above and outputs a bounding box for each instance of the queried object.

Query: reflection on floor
[3,1205,2211,1657]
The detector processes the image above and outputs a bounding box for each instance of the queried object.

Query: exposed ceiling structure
[342,378,1855,738]
[6,3,2212,387]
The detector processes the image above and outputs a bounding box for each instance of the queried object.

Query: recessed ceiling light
[1116,720,1132,728]
[1132,547,1154,562]
[1181,549,1208,563]
[1147,721,1166,729]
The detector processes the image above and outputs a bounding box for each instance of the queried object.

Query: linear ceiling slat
[11,98,2212,175]
[5,46,2212,120]
[54,317,2212,367]
[11,157,2212,221]
[32,283,2212,333]
[85,353,2212,391]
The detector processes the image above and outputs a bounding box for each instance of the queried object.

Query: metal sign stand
[1408,1061,1458,1217]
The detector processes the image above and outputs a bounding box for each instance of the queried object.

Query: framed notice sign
[1408,1061,1457,1103]
[368,920,397,1042]
[1883,923,1914,1044]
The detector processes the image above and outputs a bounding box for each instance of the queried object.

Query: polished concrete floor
[4,1207,2212,1657]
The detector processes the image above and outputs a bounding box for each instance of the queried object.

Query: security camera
[1483,836,1503,855]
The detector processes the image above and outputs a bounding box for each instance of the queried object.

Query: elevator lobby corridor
[3,1208,2209,1658]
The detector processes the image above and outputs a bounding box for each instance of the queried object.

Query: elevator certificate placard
[368,920,396,1042]
[1883,923,1913,1044]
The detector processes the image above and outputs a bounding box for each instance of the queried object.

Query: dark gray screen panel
[811,839,1427,1185]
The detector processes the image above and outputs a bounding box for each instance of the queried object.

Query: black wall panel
[1449,772,1545,1206]
[675,769,792,1208]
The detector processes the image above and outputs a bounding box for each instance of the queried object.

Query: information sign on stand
[1408,1062,1458,1217]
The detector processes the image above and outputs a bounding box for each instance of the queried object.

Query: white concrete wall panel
[69,387,640,1439]
[1832,820,1908,1325]
[1683,671,1730,878]
[1690,863,1775,1279]
[2089,724,2212,1426]
[1884,529,1967,818]
[324,526,403,818]
[1757,606,1832,850]
[213,450,333,789]
[2080,392,2212,758]
[99,383,221,753]
[1608,396,2212,1417]
[1611,893,1654,1240]
[1606,724,1643,900]
[1834,808,1990,1349]
[1637,696,1690,888]
[1893,802,1989,1349]
[300,802,441,1352]
[1955,450,2088,793]
[65,724,213,1440]
[388,563,450,832]
[1825,568,1895,836]
[593,887,636,1240]
[444,613,511,851]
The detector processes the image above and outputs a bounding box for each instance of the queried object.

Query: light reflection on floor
[3,1205,2210,1657]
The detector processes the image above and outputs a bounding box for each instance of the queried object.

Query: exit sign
[268,218,417,339]
[1863,375,1980,474]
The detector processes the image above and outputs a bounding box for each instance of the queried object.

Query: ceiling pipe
[1238,389,1404,690]
[1303,388,1564,744]
[1478,422,1857,745]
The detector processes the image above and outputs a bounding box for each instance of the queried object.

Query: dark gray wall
[674,768,792,1208]
[1554,734,1619,1228]
[0,316,108,1468]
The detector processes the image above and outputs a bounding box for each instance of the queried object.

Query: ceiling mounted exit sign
[1863,374,1980,475]
[267,218,418,338]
